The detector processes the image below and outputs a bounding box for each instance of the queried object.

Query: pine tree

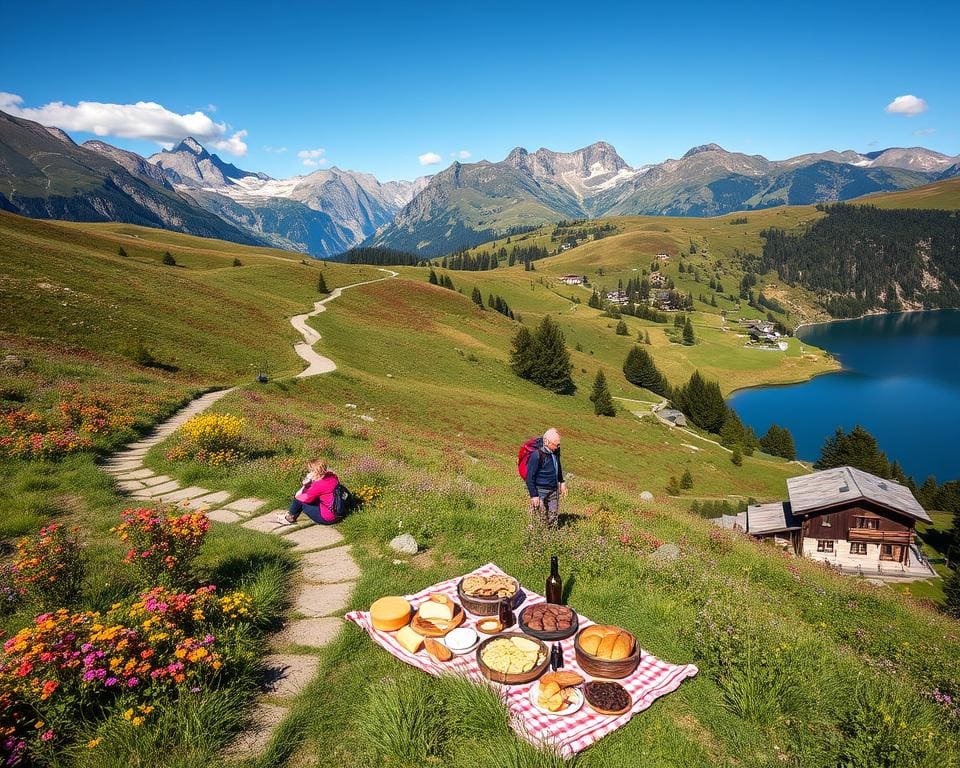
[683,318,695,345]
[731,447,743,466]
[615,319,629,335]
[666,476,681,495]
[589,370,616,416]
[442,274,455,290]
[588,290,602,309]
[680,469,694,489]
[317,272,329,293]
[428,268,438,285]
[509,325,536,380]
[671,370,726,433]
[760,424,796,460]
[118,246,128,258]
[531,316,575,394]
[471,286,484,308]
[232,257,242,267]
[162,252,176,266]
[622,346,669,397]
[814,425,890,477]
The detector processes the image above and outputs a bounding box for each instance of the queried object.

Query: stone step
[141,474,173,487]
[159,486,210,503]
[117,480,146,492]
[242,510,308,534]
[282,525,344,553]
[272,617,343,650]
[260,654,321,699]
[222,702,288,760]
[207,509,242,524]
[114,468,156,481]
[292,581,354,618]
[222,497,268,515]
[183,490,232,510]
[300,546,359,584]
[142,480,181,497]
[103,461,144,473]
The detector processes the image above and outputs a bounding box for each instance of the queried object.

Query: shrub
[9,523,86,608]
[232,257,241,267]
[324,420,345,437]
[112,508,210,586]
[162,252,176,266]
[680,469,694,489]
[666,476,681,495]
[169,413,247,465]
[731,447,743,466]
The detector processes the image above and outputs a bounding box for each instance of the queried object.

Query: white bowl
[443,627,478,654]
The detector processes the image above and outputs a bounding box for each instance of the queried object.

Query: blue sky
[2,0,957,181]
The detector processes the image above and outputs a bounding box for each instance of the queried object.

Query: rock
[386,373,394,378]
[649,543,680,564]
[1,354,26,371]
[360,414,375,422]
[389,533,418,555]
[639,491,654,501]
[345,403,358,409]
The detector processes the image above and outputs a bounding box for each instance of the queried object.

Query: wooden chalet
[715,467,933,573]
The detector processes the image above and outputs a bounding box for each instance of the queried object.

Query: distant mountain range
[1,108,957,258]
[368,142,960,255]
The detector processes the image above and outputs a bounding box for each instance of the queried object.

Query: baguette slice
[424,637,453,662]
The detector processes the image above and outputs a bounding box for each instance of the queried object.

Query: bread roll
[578,625,634,660]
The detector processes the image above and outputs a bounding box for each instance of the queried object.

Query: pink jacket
[295,471,339,521]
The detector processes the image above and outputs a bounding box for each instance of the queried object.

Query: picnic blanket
[345,562,698,757]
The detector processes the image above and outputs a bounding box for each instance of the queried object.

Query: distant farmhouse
[649,273,668,287]
[656,252,670,262]
[740,319,780,343]
[714,466,936,579]
[560,274,585,285]
[606,290,629,305]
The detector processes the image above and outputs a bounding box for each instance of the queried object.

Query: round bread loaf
[578,624,634,660]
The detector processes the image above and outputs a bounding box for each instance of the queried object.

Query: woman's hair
[306,458,328,475]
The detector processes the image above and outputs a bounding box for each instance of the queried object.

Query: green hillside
[857,176,960,210]
[1,213,958,767]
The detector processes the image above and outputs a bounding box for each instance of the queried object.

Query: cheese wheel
[371,596,412,631]
[418,600,454,622]
[396,624,425,654]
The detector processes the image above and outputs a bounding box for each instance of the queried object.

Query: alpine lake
[729,309,960,483]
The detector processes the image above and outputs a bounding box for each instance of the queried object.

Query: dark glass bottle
[498,596,514,628]
[546,555,563,604]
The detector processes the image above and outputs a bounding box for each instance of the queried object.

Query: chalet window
[821,519,832,528]
[817,540,834,553]
[850,542,867,555]
[855,517,879,530]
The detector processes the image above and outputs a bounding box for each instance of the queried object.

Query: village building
[649,272,668,287]
[653,290,682,311]
[656,252,670,261]
[713,466,936,580]
[605,290,629,305]
[657,408,687,427]
[560,274,585,285]
[740,318,780,343]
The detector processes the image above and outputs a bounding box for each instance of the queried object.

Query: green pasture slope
[1,209,958,767]
[857,176,960,211]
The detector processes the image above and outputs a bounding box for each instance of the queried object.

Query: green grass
[858,176,960,211]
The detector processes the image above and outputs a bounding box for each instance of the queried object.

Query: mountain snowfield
[0,107,957,258]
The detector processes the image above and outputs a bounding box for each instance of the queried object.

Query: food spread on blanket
[578,624,634,660]
[461,574,518,598]
[521,603,575,633]
[537,671,584,712]
[480,636,545,674]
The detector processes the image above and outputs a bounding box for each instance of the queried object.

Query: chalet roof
[786,466,931,523]
[712,502,800,535]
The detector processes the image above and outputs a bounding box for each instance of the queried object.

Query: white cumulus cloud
[885,94,928,116]
[297,148,327,168]
[0,92,249,155]
[419,151,442,166]
[451,149,471,160]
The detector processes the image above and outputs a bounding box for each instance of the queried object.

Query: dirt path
[291,268,398,377]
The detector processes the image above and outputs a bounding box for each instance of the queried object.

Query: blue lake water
[728,310,960,482]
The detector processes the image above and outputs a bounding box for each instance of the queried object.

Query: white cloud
[206,103,218,113]
[450,149,471,160]
[913,128,936,137]
[0,92,249,155]
[419,151,442,166]
[209,130,248,156]
[297,148,327,168]
[885,94,928,116]
[263,145,288,153]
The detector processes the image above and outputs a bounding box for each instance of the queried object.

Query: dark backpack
[330,482,353,520]
[517,437,544,480]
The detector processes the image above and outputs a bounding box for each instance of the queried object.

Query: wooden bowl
[518,603,579,641]
[475,617,504,635]
[410,603,465,637]
[476,632,549,685]
[584,681,633,716]
[457,576,522,616]
[573,626,640,679]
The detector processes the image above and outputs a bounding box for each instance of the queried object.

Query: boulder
[389,533,418,555]
[649,543,680,564]
[639,491,654,501]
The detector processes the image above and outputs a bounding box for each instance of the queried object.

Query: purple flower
[105,677,118,687]
[127,677,140,687]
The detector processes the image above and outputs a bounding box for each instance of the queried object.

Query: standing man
[526,427,567,527]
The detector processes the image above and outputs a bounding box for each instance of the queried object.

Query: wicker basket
[573,626,640,679]
[456,576,521,616]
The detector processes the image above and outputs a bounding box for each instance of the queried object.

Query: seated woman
[278,458,339,526]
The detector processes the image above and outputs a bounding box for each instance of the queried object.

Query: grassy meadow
[1,207,958,767]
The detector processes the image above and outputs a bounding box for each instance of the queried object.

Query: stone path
[99,272,392,760]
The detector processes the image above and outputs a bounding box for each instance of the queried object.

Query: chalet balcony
[847,529,914,545]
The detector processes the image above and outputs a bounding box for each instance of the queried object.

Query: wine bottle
[546,555,562,604]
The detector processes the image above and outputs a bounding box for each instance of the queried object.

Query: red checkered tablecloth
[345,562,697,757]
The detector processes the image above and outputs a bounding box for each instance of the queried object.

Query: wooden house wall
[802,500,915,540]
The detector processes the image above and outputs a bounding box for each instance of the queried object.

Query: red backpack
[517,437,543,480]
